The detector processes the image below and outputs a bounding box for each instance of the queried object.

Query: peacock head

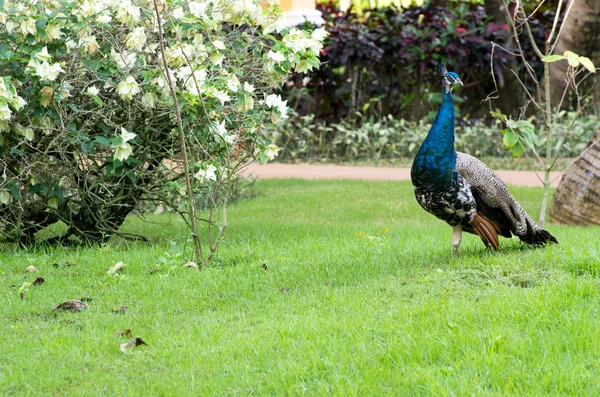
[438,62,463,94]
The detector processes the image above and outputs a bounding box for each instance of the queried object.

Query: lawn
[2,179,600,396]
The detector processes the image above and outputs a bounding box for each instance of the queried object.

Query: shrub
[265,112,600,163]
[0,0,324,251]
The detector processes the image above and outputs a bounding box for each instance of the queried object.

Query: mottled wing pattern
[456,152,558,244]
[413,170,476,226]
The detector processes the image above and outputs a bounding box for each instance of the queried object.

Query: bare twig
[151,0,203,265]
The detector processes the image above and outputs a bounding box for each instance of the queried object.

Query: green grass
[2,180,600,396]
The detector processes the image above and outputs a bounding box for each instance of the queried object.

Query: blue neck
[412,91,457,180]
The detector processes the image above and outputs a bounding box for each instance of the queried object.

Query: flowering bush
[0,0,325,250]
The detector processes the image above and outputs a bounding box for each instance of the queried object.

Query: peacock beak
[456,79,463,87]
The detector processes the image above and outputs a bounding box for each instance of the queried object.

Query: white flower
[226,75,240,92]
[0,103,12,121]
[65,40,78,53]
[264,15,288,34]
[79,35,99,54]
[0,78,9,98]
[242,82,255,93]
[116,76,140,100]
[311,28,328,42]
[10,96,27,111]
[114,143,133,161]
[126,27,147,51]
[96,13,112,24]
[189,1,208,18]
[278,100,289,119]
[213,40,226,50]
[5,21,18,33]
[264,94,289,120]
[264,144,280,161]
[210,52,224,66]
[113,127,136,161]
[111,48,137,70]
[45,23,63,40]
[283,28,322,54]
[264,93,282,108]
[0,190,11,205]
[194,164,217,183]
[34,47,52,62]
[213,90,230,106]
[267,50,286,62]
[211,120,235,144]
[21,18,36,36]
[172,7,184,19]
[116,2,140,27]
[119,127,136,143]
[212,119,227,136]
[32,62,65,82]
[86,86,100,96]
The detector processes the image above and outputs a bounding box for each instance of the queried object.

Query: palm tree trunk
[549,129,600,225]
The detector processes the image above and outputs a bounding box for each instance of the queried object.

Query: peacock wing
[456,152,529,238]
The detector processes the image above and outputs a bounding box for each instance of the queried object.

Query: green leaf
[511,142,524,157]
[541,55,566,63]
[503,129,518,150]
[490,110,507,122]
[95,136,111,145]
[93,96,103,106]
[579,57,596,73]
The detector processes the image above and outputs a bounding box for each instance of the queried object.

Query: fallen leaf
[183,261,199,270]
[112,305,129,314]
[32,277,45,286]
[120,337,148,352]
[116,329,133,337]
[53,262,73,268]
[106,261,126,276]
[25,266,37,272]
[52,300,89,312]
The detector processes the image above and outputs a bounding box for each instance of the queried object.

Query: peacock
[410,62,558,257]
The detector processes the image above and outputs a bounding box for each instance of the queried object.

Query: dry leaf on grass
[120,337,148,352]
[183,261,199,270]
[53,262,73,268]
[25,266,37,272]
[106,261,126,276]
[112,305,129,314]
[32,277,45,286]
[52,300,89,312]
[116,329,133,337]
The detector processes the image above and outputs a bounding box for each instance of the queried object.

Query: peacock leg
[452,225,463,258]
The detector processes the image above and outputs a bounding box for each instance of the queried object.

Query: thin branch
[152,0,203,265]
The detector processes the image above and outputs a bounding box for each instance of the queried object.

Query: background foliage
[284,1,560,124]
[266,111,600,163]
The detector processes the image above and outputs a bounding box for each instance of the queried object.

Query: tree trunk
[550,129,600,225]
[545,0,600,108]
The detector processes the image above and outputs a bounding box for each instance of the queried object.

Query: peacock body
[411,63,558,256]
